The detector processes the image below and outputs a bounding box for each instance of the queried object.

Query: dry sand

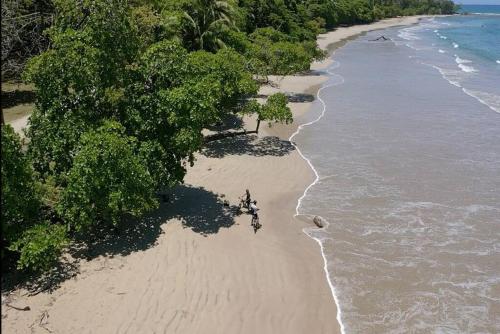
[2,16,427,334]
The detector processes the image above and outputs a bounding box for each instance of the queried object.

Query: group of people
[241,189,261,231]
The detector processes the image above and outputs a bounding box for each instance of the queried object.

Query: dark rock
[313,216,326,228]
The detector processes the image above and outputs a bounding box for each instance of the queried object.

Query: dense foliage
[1,125,41,247]
[58,121,158,231]
[3,0,457,272]
[1,124,68,271]
[9,223,68,272]
[236,0,457,34]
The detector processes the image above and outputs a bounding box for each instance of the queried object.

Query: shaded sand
[2,82,35,135]
[2,16,428,334]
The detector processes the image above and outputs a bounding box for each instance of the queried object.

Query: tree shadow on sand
[1,89,36,109]
[155,185,239,236]
[303,69,327,76]
[205,113,244,132]
[71,185,238,260]
[255,92,315,103]
[1,258,80,296]
[202,134,295,158]
[2,186,239,295]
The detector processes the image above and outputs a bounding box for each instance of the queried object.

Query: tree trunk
[255,118,261,134]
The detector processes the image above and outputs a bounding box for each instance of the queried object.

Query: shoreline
[289,13,500,333]
[269,15,433,334]
[288,63,346,333]
[2,16,428,334]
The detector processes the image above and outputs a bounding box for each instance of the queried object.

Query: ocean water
[397,12,500,113]
[459,4,500,15]
[292,14,500,334]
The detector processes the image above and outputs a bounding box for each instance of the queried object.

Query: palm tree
[183,0,235,51]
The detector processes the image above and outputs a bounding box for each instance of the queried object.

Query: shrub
[9,223,68,272]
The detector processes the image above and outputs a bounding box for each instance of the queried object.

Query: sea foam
[429,65,462,87]
[472,12,500,16]
[458,64,477,73]
[436,32,448,40]
[462,89,500,113]
[455,56,472,64]
[398,27,421,41]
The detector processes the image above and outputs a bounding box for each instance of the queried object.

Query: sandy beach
[2,16,426,334]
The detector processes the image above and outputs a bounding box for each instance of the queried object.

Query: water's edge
[288,17,445,334]
[291,14,499,333]
[289,59,346,334]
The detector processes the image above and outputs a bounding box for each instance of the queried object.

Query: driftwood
[370,35,390,41]
[6,303,30,311]
[39,310,53,333]
[40,310,49,324]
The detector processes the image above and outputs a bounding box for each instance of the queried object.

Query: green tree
[244,93,292,133]
[58,121,158,232]
[1,125,41,247]
[24,0,140,177]
[246,27,325,76]
[186,47,258,111]
[123,40,258,187]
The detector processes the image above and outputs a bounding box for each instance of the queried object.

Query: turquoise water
[294,15,500,334]
[459,4,500,15]
[437,13,500,64]
[399,14,500,113]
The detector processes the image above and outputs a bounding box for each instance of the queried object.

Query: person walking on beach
[244,189,251,208]
[249,200,261,232]
[249,200,258,216]
[238,189,252,214]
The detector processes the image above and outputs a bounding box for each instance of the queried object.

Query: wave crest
[458,64,478,73]
[455,56,472,64]
[462,89,500,113]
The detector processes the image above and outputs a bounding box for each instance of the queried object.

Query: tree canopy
[58,121,158,231]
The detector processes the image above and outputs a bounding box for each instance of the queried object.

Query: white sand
[2,16,427,334]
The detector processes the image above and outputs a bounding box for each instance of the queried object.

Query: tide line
[288,60,347,334]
